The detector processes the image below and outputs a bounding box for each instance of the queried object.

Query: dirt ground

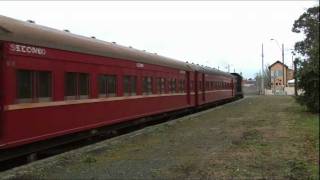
[1,96,319,179]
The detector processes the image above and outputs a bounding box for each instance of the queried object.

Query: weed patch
[81,156,97,164]
[285,159,312,180]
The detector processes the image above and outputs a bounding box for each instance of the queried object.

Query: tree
[292,6,319,113]
[264,64,271,89]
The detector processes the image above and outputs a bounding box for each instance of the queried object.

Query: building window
[16,69,52,103]
[143,76,153,95]
[65,72,90,100]
[98,75,117,97]
[123,75,137,96]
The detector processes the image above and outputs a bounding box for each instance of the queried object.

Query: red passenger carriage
[0,15,240,160]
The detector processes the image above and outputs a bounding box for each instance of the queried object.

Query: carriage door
[186,71,190,104]
[231,78,234,97]
[202,73,205,101]
[0,42,3,137]
[194,71,199,106]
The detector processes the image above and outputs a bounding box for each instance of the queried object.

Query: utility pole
[282,43,285,91]
[261,43,264,95]
[293,58,298,96]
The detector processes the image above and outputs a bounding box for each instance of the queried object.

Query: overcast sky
[0,1,318,78]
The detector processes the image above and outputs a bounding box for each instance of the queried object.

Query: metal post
[294,59,298,96]
[261,43,264,95]
[282,43,285,90]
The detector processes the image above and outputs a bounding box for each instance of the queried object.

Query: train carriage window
[131,77,137,95]
[182,80,185,93]
[170,79,176,93]
[107,75,117,96]
[123,76,130,96]
[143,76,153,95]
[65,72,77,100]
[65,72,90,100]
[79,73,89,99]
[124,75,137,96]
[157,77,165,94]
[161,78,165,93]
[178,79,184,93]
[168,79,171,93]
[38,71,52,102]
[17,70,33,103]
[98,75,117,97]
[98,75,107,97]
[156,78,161,94]
[17,70,52,103]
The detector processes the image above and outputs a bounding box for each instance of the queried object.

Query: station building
[268,61,294,90]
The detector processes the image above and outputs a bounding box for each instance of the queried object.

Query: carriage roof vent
[91,36,96,39]
[129,46,132,48]
[63,29,70,32]
[26,20,35,23]
[112,42,116,44]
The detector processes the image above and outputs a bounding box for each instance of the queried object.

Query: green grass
[198,96,320,179]
[291,108,319,179]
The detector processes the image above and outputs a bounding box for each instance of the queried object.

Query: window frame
[64,72,90,100]
[16,69,53,103]
[143,76,153,95]
[98,74,117,98]
[123,75,137,96]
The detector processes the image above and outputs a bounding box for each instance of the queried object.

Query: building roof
[268,60,288,69]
